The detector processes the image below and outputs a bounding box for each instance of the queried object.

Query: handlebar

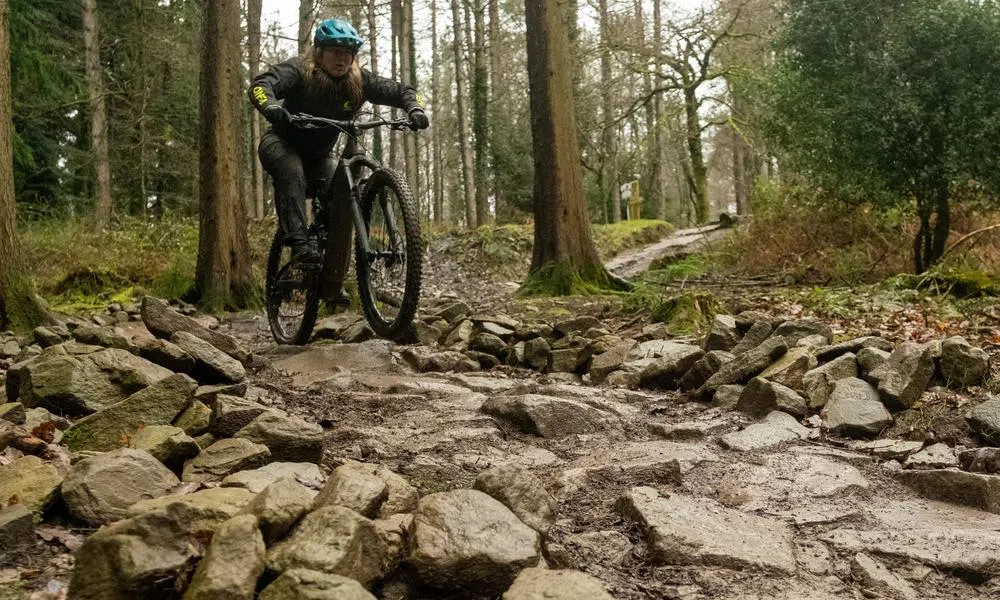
[289,113,412,132]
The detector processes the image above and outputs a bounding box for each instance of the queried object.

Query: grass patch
[645,252,717,282]
[592,219,674,259]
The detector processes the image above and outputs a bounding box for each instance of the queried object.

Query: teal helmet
[314,18,363,53]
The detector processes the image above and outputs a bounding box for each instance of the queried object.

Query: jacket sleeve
[248,58,305,114]
[362,69,424,114]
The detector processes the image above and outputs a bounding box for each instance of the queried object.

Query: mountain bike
[266,113,423,344]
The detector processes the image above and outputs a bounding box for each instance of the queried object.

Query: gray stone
[759,347,817,391]
[857,347,891,376]
[939,336,991,388]
[209,394,268,437]
[341,319,375,344]
[803,353,858,409]
[33,326,66,347]
[339,461,419,518]
[698,337,788,399]
[126,487,256,530]
[482,394,617,438]
[434,300,473,324]
[729,321,773,356]
[548,348,582,373]
[195,382,248,403]
[63,373,197,452]
[648,421,724,441]
[174,400,212,436]
[313,464,388,518]
[772,319,833,346]
[73,325,134,352]
[235,411,325,463]
[313,313,363,340]
[171,331,246,384]
[0,455,62,515]
[142,296,248,363]
[473,464,557,534]
[702,314,740,351]
[222,462,326,494]
[822,377,892,438]
[129,425,200,470]
[637,342,704,389]
[183,514,265,600]
[712,384,744,409]
[677,350,733,391]
[959,447,1000,473]
[1,339,21,358]
[904,442,958,470]
[815,336,894,362]
[871,342,936,410]
[735,377,808,418]
[720,411,809,452]
[444,319,475,349]
[967,397,1000,445]
[412,320,442,347]
[402,347,480,373]
[267,505,387,586]
[409,489,540,595]
[896,469,1000,513]
[502,568,615,600]
[241,478,314,544]
[554,316,602,337]
[588,341,638,382]
[617,486,795,573]
[0,401,25,424]
[0,504,34,551]
[62,448,180,526]
[849,439,924,460]
[182,438,271,483]
[851,552,918,600]
[259,570,376,600]
[523,337,552,370]
[133,337,195,373]
[470,332,507,358]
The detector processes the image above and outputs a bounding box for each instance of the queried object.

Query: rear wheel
[355,168,422,339]
[266,232,321,345]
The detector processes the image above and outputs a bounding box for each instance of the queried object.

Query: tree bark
[598,0,620,223]
[195,0,256,310]
[431,0,444,223]
[653,0,667,221]
[684,86,710,222]
[0,0,46,330]
[298,0,313,55]
[389,0,399,172]
[368,0,382,162]
[451,0,476,228]
[248,0,265,220]
[82,0,112,228]
[522,0,623,295]
[471,0,490,226]
[488,0,508,221]
[399,0,421,216]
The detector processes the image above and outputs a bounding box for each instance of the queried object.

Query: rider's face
[319,47,354,78]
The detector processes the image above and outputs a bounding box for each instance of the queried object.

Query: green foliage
[885,264,999,299]
[592,219,673,259]
[517,261,629,297]
[645,252,715,282]
[625,289,719,335]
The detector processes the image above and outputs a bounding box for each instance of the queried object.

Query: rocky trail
[1,234,1000,599]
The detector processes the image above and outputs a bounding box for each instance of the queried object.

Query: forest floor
[3,219,1000,599]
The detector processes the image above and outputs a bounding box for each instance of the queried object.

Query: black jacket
[249,57,421,156]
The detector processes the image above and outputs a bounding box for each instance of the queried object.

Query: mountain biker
[248,18,428,297]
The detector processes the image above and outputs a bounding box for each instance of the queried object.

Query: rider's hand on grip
[264,105,292,126]
[408,108,429,131]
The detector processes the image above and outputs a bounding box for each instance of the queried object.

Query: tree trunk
[598,0,620,223]
[471,0,490,226]
[683,86,709,222]
[0,0,46,331]
[431,0,444,223]
[451,0,476,228]
[248,0,265,220]
[389,0,399,172]
[298,0,313,55]
[368,0,382,162]
[652,0,667,221]
[522,0,624,295]
[82,0,112,228]
[488,0,507,220]
[195,0,256,310]
[400,0,421,216]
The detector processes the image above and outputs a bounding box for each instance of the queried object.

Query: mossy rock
[650,291,720,335]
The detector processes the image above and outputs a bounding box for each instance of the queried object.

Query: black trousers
[258,130,336,247]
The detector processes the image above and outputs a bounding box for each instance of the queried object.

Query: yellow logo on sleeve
[253,86,268,107]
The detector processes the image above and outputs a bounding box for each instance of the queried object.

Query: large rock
[340,461,419,518]
[821,377,892,438]
[129,425,201,470]
[174,400,212,436]
[0,401,25,424]
[967,396,1000,445]
[637,342,705,389]
[209,395,268,437]
[171,331,246,384]
[903,442,958,469]
[896,469,1000,513]
[473,464,557,534]
[871,342,936,410]
[939,336,990,389]
[502,568,615,600]
[851,552,918,600]
[401,347,480,373]
[126,487,256,531]
[259,570,377,600]
[142,296,248,363]
[814,336,894,362]
[771,319,833,346]
[802,353,858,409]
[267,505,387,586]
[729,321,773,356]
[408,489,540,595]
[8,347,173,416]
[677,350,733,391]
[313,464,388,518]
[183,515,265,600]
[182,438,271,483]
[0,504,34,552]
[68,503,208,600]
[759,347,817,391]
[720,411,809,452]
[62,448,180,526]
[702,314,741,351]
[857,347,891,376]
[222,462,326,494]
[735,377,808,418]
[133,337,195,374]
[959,447,1000,474]
[481,394,616,438]
[241,478,315,544]
[617,486,795,574]
[697,337,788,399]
[0,455,62,515]
[63,373,197,452]
[234,411,325,463]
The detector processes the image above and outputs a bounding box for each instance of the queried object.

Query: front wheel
[355,168,423,340]
[266,231,321,345]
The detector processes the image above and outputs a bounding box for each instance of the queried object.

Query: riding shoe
[291,241,321,265]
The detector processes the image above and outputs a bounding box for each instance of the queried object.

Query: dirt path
[605,222,732,279]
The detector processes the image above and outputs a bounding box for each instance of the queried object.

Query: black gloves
[263,104,291,127]
[408,108,429,131]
